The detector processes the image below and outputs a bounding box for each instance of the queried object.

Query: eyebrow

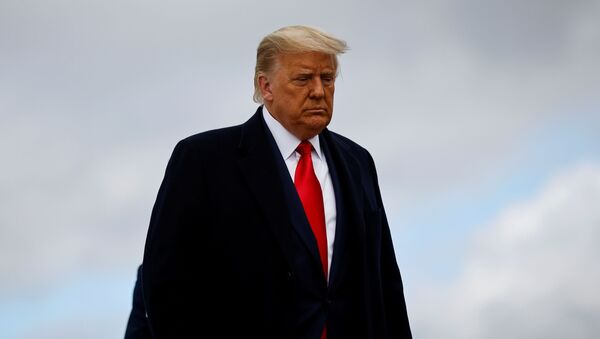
[293,69,335,76]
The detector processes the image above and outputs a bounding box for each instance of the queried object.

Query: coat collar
[319,128,367,291]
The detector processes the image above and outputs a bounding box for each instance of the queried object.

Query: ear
[258,74,273,102]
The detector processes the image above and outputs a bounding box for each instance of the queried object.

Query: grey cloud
[411,163,600,338]
[335,0,600,206]
[447,0,597,61]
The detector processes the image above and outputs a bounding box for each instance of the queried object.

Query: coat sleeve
[124,265,151,339]
[366,152,413,338]
[141,139,209,338]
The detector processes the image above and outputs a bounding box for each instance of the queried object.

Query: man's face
[260,52,336,140]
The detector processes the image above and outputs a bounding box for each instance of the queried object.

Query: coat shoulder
[326,129,375,165]
[173,107,264,154]
[176,124,242,151]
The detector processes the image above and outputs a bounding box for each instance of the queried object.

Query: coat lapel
[236,108,322,271]
[320,129,368,292]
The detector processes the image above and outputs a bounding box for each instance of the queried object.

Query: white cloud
[411,163,600,339]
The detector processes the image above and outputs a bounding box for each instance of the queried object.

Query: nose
[309,78,325,99]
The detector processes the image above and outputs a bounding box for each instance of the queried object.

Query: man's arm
[367,153,413,338]
[141,139,208,337]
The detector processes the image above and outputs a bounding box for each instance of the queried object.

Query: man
[134,25,412,338]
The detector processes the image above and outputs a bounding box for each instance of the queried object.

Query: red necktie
[294,141,328,339]
[295,141,328,277]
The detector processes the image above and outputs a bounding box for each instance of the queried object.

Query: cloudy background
[1,0,599,338]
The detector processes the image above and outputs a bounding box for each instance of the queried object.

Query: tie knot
[296,141,313,157]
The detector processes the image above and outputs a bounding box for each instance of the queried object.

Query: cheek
[327,85,335,95]
[283,88,302,101]
[326,88,335,102]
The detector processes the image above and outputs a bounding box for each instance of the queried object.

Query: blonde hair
[253,25,348,103]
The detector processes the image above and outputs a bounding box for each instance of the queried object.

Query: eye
[293,76,310,85]
[321,75,334,86]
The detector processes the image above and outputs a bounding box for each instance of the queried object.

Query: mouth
[304,108,327,114]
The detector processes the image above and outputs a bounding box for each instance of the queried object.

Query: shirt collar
[262,105,323,160]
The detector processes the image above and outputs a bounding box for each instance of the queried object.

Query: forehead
[276,52,336,72]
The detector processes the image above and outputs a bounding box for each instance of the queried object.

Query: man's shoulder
[173,124,243,153]
[173,108,264,153]
[325,129,374,165]
[326,129,365,151]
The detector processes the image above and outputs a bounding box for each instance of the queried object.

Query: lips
[305,107,327,113]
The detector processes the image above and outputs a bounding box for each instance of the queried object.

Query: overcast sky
[1,0,599,338]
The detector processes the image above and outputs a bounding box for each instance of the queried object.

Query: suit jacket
[141,107,412,338]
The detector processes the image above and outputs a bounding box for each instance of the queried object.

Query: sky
[1,0,599,338]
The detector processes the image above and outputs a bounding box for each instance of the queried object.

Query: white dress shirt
[262,106,337,280]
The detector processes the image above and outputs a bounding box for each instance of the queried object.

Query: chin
[294,116,331,139]
[304,122,329,139]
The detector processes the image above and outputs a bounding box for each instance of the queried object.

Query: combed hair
[253,25,348,103]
